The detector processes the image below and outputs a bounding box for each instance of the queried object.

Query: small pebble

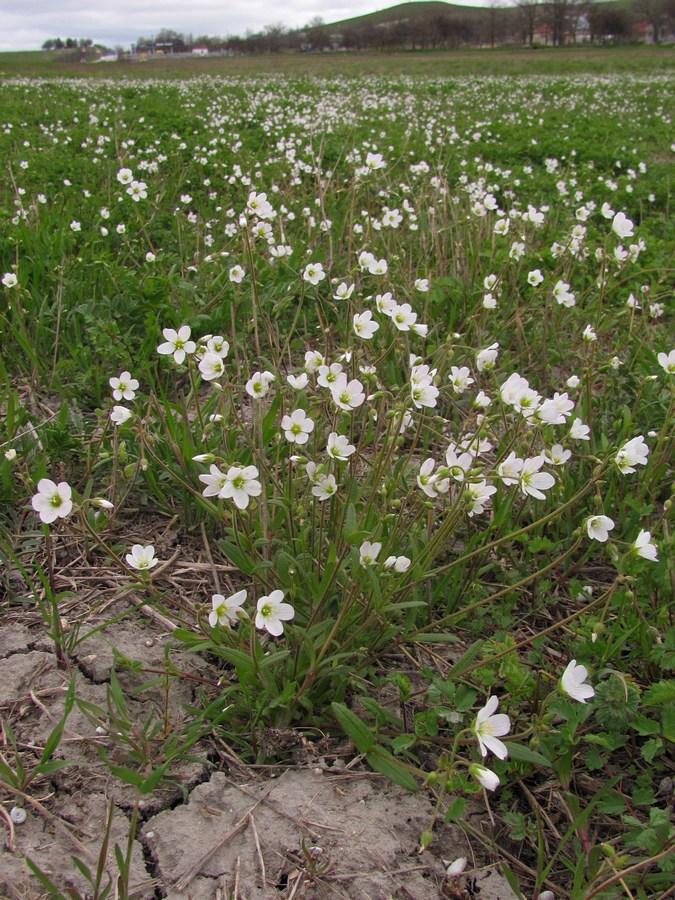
[10,807,27,824]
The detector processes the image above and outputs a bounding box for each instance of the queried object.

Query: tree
[515,0,541,45]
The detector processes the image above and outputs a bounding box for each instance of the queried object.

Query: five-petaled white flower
[31,479,73,524]
[221,465,262,510]
[331,375,365,411]
[229,265,245,283]
[255,590,295,636]
[560,659,595,703]
[612,211,634,239]
[209,590,247,627]
[2,272,17,288]
[615,435,649,474]
[199,351,226,381]
[353,310,379,339]
[281,409,315,445]
[585,515,615,542]
[125,544,158,571]
[303,262,326,285]
[473,696,511,760]
[109,371,139,401]
[157,325,196,365]
[326,432,356,461]
[110,405,133,426]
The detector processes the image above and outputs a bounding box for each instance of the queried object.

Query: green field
[1,44,674,78]
[0,64,673,898]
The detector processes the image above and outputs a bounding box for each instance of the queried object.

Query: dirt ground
[0,606,520,899]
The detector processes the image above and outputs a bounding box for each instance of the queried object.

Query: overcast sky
[1,0,491,52]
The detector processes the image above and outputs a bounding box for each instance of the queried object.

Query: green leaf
[444,796,466,822]
[642,679,675,707]
[640,737,663,763]
[447,640,484,677]
[366,746,418,792]
[506,742,552,767]
[391,733,416,754]
[218,540,256,576]
[330,702,373,754]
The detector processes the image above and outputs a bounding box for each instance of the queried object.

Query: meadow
[0,62,673,898]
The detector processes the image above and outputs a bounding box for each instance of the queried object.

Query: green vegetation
[0,70,673,897]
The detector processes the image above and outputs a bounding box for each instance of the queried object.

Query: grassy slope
[0,46,673,80]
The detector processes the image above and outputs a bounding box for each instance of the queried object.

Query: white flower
[615,435,649,474]
[198,352,225,381]
[560,659,595,703]
[246,191,274,219]
[353,310,379,339]
[612,211,634,239]
[245,371,275,399]
[414,278,429,292]
[125,544,158,571]
[229,265,245,283]
[657,350,675,375]
[365,152,386,170]
[391,303,417,331]
[221,465,262,510]
[498,452,523,486]
[566,375,581,390]
[326,432,355,461]
[110,405,133,426]
[464,480,496,517]
[127,180,147,202]
[303,262,326,285]
[476,342,499,372]
[333,282,354,301]
[5,448,17,461]
[304,350,325,373]
[449,366,474,394]
[157,325,196,365]
[209,590,247,627]
[445,858,467,876]
[519,457,555,500]
[109,371,139,401]
[368,257,388,276]
[544,444,571,466]
[585,515,615,542]
[582,324,597,343]
[199,464,228,497]
[473,696,510,759]
[317,363,343,388]
[2,272,17,288]
[384,555,411,573]
[359,540,381,567]
[287,372,309,390]
[569,418,590,440]
[331,375,365,411]
[205,336,229,358]
[255,590,294,636]
[281,409,314,445]
[553,280,575,308]
[117,167,133,185]
[633,529,658,561]
[311,473,337,500]
[31,479,73,524]
[527,269,544,287]
[469,764,500,792]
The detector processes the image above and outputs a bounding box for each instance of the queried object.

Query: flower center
[50,494,62,508]
[260,603,271,617]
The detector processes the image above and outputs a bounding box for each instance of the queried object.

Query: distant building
[192,46,209,56]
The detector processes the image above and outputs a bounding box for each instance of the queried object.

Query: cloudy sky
[1,0,488,52]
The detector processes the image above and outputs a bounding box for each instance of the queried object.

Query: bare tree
[515,0,541,44]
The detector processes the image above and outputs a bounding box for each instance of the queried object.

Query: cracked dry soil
[0,615,518,899]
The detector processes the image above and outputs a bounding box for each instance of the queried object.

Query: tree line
[42,0,675,58]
